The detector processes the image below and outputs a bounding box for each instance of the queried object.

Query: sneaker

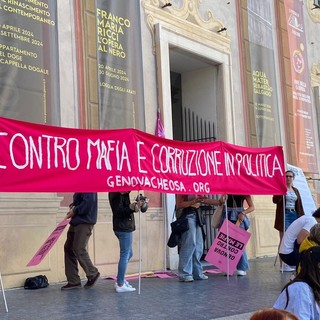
[235,270,247,276]
[280,265,296,272]
[114,280,133,289]
[194,274,208,280]
[179,276,194,282]
[124,280,133,288]
[61,283,82,290]
[84,272,100,289]
[115,283,136,293]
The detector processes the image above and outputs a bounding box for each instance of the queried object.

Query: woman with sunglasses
[273,170,304,271]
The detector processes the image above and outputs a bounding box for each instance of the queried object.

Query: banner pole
[163,194,167,271]
[0,271,8,313]
[225,199,230,280]
[138,192,142,295]
[280,195,286,272]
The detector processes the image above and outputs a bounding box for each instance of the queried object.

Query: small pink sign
[205,220,251,275]
[27,219,69,267]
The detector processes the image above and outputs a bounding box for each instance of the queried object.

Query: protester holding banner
[176,194,225,282]
[222,194,255,276]
[109,191,144,293]
[273,170,304,271]
[278,209,320,270]
[62,193,100,290]
[273,246,320,320]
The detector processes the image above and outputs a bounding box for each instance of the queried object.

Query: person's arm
[202,195,227,206]
[110,193,140,217]
[238,195,254,222]
[176,194,203,209]
[294,187,305,216]
[272,195,282,204]
[297,229,310,245]
[66,193,96,219]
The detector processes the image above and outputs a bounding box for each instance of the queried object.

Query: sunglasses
[286,175,294,178]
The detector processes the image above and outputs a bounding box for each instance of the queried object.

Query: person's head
[250,308,298,320]
[295,246,320,302]
[313,207,320,222]
[309,224,320,244]
[285,170,295,185]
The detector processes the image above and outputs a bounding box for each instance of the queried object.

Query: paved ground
[0,257,292,320]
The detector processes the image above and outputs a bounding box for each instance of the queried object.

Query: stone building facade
[1,0,320,288]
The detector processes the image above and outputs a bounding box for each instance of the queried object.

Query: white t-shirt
[279,215,317,254]
[273,282,320,320]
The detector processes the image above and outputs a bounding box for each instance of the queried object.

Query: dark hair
[250,308,298,320]
[285,170,295,178]
[283,246,320,303]
[313,207,320,219]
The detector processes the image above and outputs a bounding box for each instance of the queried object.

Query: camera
[135,193,149,213]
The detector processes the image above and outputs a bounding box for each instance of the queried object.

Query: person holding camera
[108,191,146,293]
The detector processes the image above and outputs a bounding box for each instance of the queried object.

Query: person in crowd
[296,222,320,275]
[62,192,100,290]
[273,246,320,320]
[278,208,320,270]
[299,223,320,254]
[175,194,226,282]
[223,194,254,276]
[108,191,144,293]
[273,170,304,272]
[250,308,298,320]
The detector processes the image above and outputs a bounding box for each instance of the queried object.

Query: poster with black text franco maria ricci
[95,0,145,131]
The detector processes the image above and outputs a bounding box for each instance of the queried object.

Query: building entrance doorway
[169,49,219,256]
[154,22,233,269]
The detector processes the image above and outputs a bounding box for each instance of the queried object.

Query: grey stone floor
[0,257,292,320]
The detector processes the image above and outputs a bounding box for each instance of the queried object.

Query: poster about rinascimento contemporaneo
[0,0,60,125]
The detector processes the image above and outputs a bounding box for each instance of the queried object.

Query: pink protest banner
[0,116,286,195]
[27,219,69,267]
[205,220,251,275]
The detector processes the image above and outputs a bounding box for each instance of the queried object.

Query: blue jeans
[285,209,298,230]
[114,231,133,285]
[178,214,204,279]
[236,222,249,271]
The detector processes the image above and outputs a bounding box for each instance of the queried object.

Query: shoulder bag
[211,205,224,228]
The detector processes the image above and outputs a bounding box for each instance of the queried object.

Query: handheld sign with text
[205,220,251,275]
[27,219,69,267]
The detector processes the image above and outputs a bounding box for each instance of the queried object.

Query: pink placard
[27,219,69,267]
[205,220,251,275]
